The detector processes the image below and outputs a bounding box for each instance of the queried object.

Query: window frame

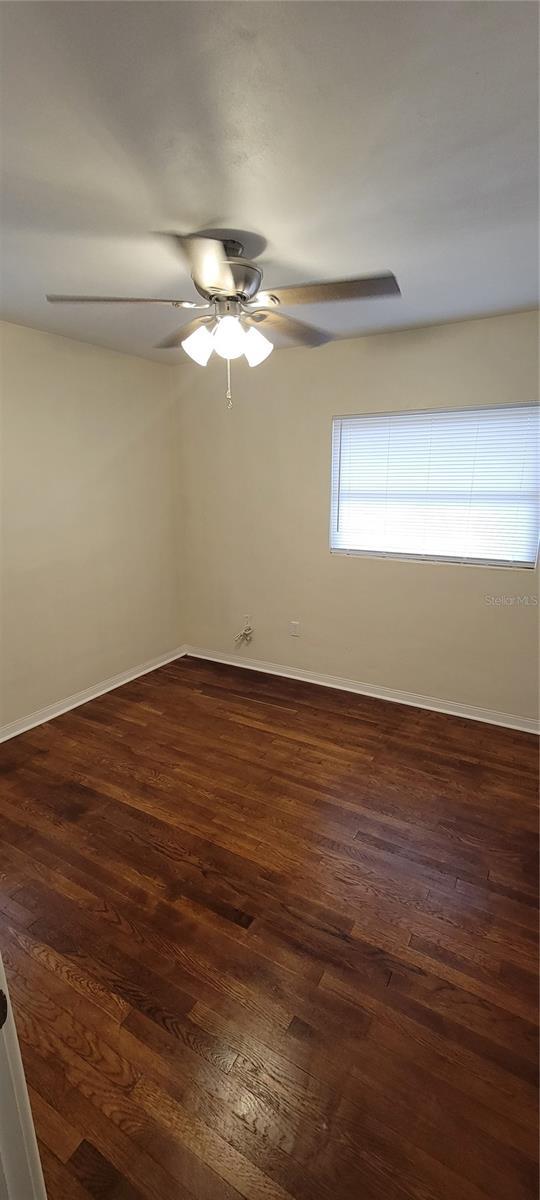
[329,402,540,571]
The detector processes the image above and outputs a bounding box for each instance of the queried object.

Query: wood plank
[28,1087,82,1163]
[0,656,537,1200]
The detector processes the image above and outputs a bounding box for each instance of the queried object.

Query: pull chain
[226,358,232,410]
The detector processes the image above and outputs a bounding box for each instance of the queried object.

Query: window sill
[329,548,538,570]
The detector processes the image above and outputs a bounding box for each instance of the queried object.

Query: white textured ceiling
[0,1,538,362]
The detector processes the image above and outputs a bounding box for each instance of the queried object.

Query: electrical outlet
[289,620,300,637]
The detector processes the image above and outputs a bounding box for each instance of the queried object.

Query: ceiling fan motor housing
[193,257,263,302]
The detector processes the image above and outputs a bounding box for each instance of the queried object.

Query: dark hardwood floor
[0,655,538,1200]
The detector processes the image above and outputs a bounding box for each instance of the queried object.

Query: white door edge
[0,957,47,1200]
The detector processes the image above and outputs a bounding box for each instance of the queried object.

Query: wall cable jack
[234,620,254,646]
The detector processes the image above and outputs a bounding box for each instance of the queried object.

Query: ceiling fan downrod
[222,239,244,258]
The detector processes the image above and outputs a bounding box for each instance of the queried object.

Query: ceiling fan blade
[264,273,401,307]
[46,295,206,307]
[246,309,333,348]
[156,315,213,350]
[163,233,235,294]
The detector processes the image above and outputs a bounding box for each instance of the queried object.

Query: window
[330,405,539,567]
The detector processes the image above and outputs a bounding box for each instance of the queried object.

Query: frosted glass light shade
[181,324,214,365]
[244,326,273,367]
[212,316,246,360]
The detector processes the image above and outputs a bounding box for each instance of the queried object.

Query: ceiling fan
[46,232,401,369]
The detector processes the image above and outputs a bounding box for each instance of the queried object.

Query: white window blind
[330,405,539,567]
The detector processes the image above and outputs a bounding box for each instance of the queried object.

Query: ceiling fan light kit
[181,297,274,371]
[46,231,400,401]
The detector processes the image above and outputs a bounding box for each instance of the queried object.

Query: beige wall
[176,310,539,723]
[2,310,537,733]
[1,322,180,726]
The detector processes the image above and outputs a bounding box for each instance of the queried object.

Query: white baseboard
[1,642,537,742]
[0,646,188,743]
[184,645,540,734]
